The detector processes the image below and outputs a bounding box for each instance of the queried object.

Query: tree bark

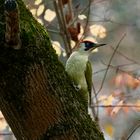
[0,0,104,140]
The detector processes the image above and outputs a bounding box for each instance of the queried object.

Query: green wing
[85,61,92,106]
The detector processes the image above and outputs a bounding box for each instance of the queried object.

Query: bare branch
[68,0,74,20]
[110,46,140,66]
[93,62,136,75]
[126,123,140,140]
[91,105,140,108]
[96,34,126,94]
[101,61,140,82]
[0,132,13,136]
[82,0,92,37]
[53,0,72,58]
[68,4,89,27]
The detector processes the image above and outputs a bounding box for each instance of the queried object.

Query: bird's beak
[89,43,106,52]
[94,43,106,48]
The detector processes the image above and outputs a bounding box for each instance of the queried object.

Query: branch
[126,123,140,140]
[110,46,140,66]
[93,62,136,75]
[101,61,140,82]
[67,3,89,27]
[82,0,92,37]
[53,0,72,58]
[68,0,74,20]
[96,34,126,94]
[58,0,72,56]
[101,61,133,75]
[0,132,13,135]
[91,105,140,108]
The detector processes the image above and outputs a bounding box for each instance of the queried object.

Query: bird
[65,40,106,111]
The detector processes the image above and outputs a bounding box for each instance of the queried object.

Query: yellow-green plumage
[65,41,106,111]
[66,51,92,109]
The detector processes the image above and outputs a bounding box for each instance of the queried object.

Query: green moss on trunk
[0,0,104,139]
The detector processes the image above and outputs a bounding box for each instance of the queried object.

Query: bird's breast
[66,52,88,90]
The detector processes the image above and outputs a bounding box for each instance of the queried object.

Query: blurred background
[1,0,140,139]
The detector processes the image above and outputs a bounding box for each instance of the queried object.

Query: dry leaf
[103,95,114,106]
[98,95,107,103]
[126,74,140,89]
[62,0,69,5]
[102,95,114,116]
[78,25,84,39]
[112,89,123,97]
[132,100,140,111]
[104,124,114,137]
[122,105,130,113]
[77,22,81,34]
[113,73,140,89]
[106,107,113,116]
[68,26,79,41]
[111,100,124,117]
[65,13,72,24]
[112,73,124,87]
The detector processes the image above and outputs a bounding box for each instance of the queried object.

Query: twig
[68,4,89,27]
[47,29,61,34]
[96,34,126,94]
[91,83,98,121]
[53,0,70,58]
[85,0,100,121]
[0,132,13,135]
[91,105,140,108]
[101,61,133,75]
[58,0,72,56]
[126,123,140,140]
[88,17,136,27]
[101,61,140,82]
[93,62,136,75]
[80,0,92,39]
[68,0,74,20]
[72,0,92,50]
[110,46,140,66]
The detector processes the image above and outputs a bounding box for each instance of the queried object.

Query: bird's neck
[77,50,90,56]
[71,51,89,61]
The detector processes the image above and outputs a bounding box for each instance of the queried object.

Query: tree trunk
[0,0,104,139]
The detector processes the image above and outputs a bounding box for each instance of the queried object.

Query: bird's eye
[84,42,90,51]
[85,42,90,47]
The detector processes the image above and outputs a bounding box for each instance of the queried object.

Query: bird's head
[79,40,106,54]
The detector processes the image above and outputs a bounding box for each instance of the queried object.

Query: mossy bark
[0,0,104,140]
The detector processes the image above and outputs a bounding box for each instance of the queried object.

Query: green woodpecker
[66,40,106,110]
